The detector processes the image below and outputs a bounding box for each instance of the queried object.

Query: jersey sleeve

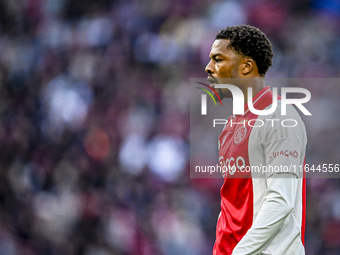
[231,173,298,255]
[232,103,307,255]
[259,103,307,178]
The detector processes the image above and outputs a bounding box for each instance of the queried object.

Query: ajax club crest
[234,126,247,145]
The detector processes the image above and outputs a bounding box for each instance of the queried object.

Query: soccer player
[205,25,307,255]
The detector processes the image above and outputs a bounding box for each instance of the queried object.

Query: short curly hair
[215,25,273,76]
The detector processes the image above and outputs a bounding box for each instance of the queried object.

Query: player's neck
[240,77,265,105]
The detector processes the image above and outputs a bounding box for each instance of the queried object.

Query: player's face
[205,39,244,99]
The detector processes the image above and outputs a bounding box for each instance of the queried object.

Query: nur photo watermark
[190,78,340,179]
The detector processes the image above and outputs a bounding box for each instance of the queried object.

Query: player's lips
[207,76,218,87]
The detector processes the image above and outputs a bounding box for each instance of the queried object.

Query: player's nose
[205,60,214,74]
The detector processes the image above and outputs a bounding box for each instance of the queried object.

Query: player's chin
[214,89,225,101]
[210,83,224,101]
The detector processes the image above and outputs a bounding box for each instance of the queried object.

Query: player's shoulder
[254,101,307,144]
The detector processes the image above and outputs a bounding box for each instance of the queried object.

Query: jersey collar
[242,86,271,117]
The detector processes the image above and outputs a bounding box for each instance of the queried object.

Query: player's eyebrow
[210,53,222,59]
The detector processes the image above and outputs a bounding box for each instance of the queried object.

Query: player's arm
[231,172,298,255]
[232,136,302,255]
[232,104,306,255]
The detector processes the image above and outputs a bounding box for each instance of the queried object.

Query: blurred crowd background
[0,0,340,254]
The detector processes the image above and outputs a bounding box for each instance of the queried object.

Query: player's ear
[242,58,255,75]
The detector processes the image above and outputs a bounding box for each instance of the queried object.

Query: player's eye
[215,58,222,63]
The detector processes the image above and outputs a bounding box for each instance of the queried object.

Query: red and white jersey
[213,86,307,255]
